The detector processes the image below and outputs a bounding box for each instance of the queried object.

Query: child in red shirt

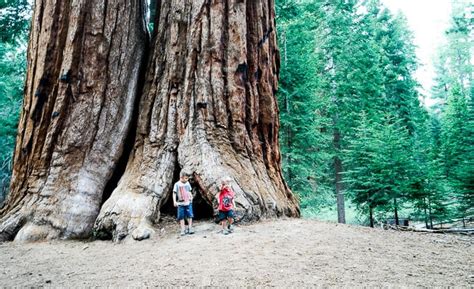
[217,178,236,235]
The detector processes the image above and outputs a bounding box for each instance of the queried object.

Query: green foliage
[431,1,473,105]
[0,40,27,202]
[276,0,471,228]
[0,0,30,202]
[277,0,398,219]
[408,112,451,226]
[0,0,30,43]
[277,0,334,212]
[344,112,414,222]
[431,0,473,221]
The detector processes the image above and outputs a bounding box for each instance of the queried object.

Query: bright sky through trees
[381,0,452,105]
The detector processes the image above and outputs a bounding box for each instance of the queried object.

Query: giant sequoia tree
[0,0,299,242]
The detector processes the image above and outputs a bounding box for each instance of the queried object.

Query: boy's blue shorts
[218,210,234,221]
[177,204,194,220]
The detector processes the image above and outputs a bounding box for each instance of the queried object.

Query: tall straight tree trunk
[394,197,399,226]
[282,28,292,184]
[333,127,345,224]
[369,205,374,228]
[1,0,300,242]
[94,0,299,241]
[0,0,148,241]
[423,198,429,228]
[428,197,433,229]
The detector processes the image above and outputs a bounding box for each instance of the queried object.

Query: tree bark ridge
[0,0,147,241]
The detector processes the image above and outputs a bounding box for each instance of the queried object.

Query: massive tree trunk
[1,0,299,242]
[94,0,299,241]
[0,0,148,241]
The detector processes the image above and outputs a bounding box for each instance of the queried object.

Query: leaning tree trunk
[94,0,299,241]
[0,0,148,241]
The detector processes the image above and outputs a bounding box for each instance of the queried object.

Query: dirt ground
[0,218,472,287]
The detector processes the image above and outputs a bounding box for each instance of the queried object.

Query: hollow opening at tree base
[191,192,215,220]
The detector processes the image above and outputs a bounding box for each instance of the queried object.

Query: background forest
[0,0,472,228]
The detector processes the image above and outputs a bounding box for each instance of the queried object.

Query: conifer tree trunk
[1,0,299,242]
[369,206,374,228]
[428,198,433,229]
[423,198,429,228]
[333,128,345,224]
[394,198,399,226]
[0,0,147,241]
[94,0,299,241]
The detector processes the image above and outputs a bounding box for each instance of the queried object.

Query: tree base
[92,127,299,242]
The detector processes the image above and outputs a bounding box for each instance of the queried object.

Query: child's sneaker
[221,229,229,235]
[227,224,234,233]
[188,227,195,234]
[180,230,186,236]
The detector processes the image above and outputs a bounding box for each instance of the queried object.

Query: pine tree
[344,112,381,227]
[409,111,452,228]
[311,0,389,223]
[432,0,473,223]
[345,112,413,226]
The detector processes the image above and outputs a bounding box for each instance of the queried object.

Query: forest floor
[0,218,472,287]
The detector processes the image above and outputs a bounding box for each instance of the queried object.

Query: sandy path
[0,219,472,287]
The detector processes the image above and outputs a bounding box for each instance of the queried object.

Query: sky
[381,0,453,104]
